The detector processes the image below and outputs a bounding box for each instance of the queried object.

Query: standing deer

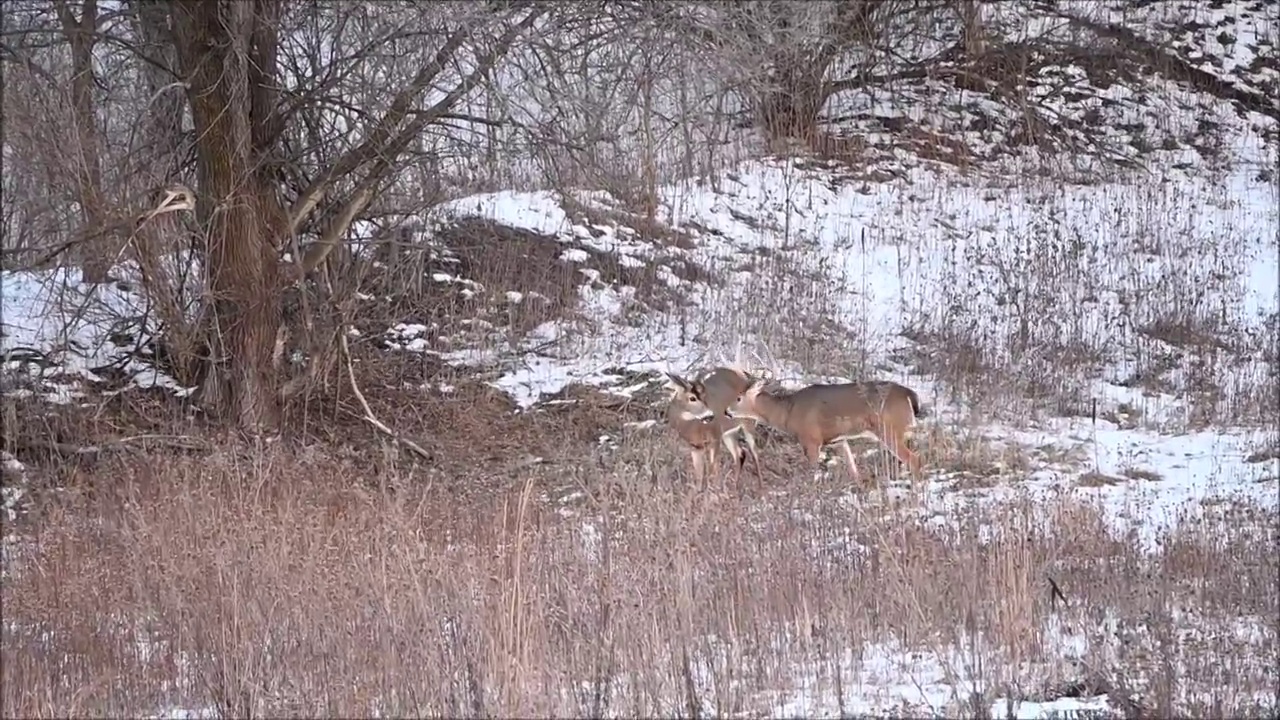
[724,376,925,489]
[664,366,765,491]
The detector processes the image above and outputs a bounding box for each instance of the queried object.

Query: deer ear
[664,373,690,392]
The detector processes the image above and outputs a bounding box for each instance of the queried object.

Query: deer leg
[878,427,924,492]
[742,428,764,483]
[722,431,745,497]
[803,439,826,481]
[838,439,864,486]
[690,449,706,488]
[706,441,720,491]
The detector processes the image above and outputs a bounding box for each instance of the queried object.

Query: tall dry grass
[3,436,1275,718]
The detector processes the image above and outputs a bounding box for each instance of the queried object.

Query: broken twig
[339,330,433,462]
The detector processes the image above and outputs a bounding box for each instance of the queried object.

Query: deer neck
[752,389,797,433]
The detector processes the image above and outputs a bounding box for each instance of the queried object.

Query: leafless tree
[1,0,1007,433]
[487,2,758,203]
[670,0,970,142]
[2,0,189,269]
[51,0,111,279]
[4,1,555,431]
[156,1,550,431]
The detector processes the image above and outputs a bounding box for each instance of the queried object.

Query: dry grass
[893,176,1277,433]
[2,425,1276,719]
[3,23,1277,717]
[1120,466,1165,483]
[4,129,1274,720]
[910,423,1033,480]
[1076,470,1127,488]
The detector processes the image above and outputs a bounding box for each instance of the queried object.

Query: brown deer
[724,377,925,489]
[664,366,764,490]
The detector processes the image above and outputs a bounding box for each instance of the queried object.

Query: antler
[136,183,196,225]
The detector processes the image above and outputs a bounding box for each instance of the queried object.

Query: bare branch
[287,5,542,234]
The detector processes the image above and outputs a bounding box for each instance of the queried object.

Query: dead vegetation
[1,434,1274,718]
[2,2,1277,716]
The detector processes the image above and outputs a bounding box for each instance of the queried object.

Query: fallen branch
[1047,574,1068,609]
[339,329,433,462]
[8,434,213,459]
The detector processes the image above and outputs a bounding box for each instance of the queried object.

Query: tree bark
[129,0,204,386]
[172,0,284,432]
[162,1,543,431]
[958,0,986,60]
[53,0,111,282]
[130,0,189,183]
[750,0,885,143]
[758,55,827,142]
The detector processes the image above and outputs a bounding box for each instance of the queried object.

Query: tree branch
[340,331,433,461]
[286,7,527,234]
[287,4,547,270]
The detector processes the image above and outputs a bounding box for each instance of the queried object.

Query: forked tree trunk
[172,0,284,431]
[165,0,542,430]
[193,182,284,431]
[758,82,825,142]
[757,52,828,143]
[958,0,987,60]
[750,0,883,144]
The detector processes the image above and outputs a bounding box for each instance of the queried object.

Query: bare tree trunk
[130,0,189,184]
[130,0,205,386]
[958,0,986,60]
[758,55,827,142]
[749,0,884,143]
[53,0,110,282]
[172,0,283,432]
[162,1,542,430]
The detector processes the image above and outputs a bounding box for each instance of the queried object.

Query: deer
[723,375,925,490]
[664,366,765,492]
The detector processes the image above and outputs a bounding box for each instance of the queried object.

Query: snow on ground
[146,709,218,720]
[822,407,1279,553]
[408,131,1274,715]
[559,598,1274,719]
[0,268,188,401]
[417,147,1277,409]
[993,420,1276,544]
[760,602,1278,719]
[422,152,1278,501]
[3,4,1277,715]
[3,153,1275,717]
[768,636,1112,720]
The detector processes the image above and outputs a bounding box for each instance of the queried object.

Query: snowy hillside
[2,1,1278,717]
[6,130,1276,720]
